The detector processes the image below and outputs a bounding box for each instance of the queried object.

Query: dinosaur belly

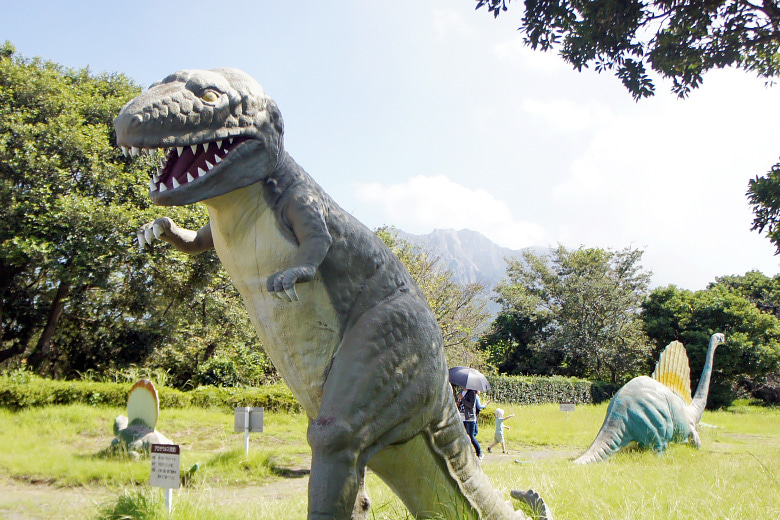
[205,187,340,418]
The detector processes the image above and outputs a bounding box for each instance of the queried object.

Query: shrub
[0,371,300,412]
[485,374,618,406]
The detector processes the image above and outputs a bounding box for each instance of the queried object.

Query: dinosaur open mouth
[120,136,252,192]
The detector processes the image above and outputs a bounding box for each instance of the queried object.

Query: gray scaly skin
[114,68,549,520]
[111,416,172,458]
[574,333,724,464]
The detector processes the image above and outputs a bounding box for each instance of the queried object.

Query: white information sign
[559,402,575,420]
[150,444,180,489]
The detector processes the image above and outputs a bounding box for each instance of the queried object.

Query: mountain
[394,228,551,290]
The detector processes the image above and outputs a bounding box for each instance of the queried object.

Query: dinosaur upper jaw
[118,135,271,206]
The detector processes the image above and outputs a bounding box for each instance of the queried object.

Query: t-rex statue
[114,68,549,520]
[573,333,725,464]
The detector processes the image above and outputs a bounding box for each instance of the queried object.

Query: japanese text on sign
[150,444,180,489]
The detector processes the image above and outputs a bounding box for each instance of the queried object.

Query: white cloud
[492,35,567,73]
[432,9,474,40]
[520,98,614,132]
[353,175,548,249]
[544,69,780,288]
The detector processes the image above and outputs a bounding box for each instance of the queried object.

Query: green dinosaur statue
[114,68,549,520]
[111,379,173,457]
[574,333,724,464]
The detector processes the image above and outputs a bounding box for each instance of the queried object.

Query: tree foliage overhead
[488,245,653,383]
[0,43,273,387]
[476,0,780,99]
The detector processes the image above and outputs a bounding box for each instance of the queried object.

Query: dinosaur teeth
[149,179,157,192]
[177,146,184,156]
[190,144,198,155]
[172,178,180,188]
[120,146,129,156]
[205,160,214,170]
[186,172,195,183]
[216,140,224,149]
[197,167,206,178]
[214,155,222,164]
[159,182,167,192]
[131,146,140,157]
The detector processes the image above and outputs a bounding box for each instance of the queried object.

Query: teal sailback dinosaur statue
[114,68,549,520]
[574,333,725,464]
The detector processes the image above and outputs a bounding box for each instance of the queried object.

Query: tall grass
[1,402,778,519]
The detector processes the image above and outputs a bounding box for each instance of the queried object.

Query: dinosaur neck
[690,335,719,421]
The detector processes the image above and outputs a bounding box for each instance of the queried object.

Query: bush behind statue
[486,374,618,406]
[0,371,301,412]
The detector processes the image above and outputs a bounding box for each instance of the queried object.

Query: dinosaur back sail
[127,379,159,429]
[651,341,692,404]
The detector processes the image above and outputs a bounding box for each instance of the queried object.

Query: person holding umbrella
[450,367,491,461]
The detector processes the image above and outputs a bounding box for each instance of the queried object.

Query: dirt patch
[0,480,113,520]
[0,449,572,519]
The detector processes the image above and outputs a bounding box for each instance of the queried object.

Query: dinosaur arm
[266,191,333,302]
[137,218,214,254]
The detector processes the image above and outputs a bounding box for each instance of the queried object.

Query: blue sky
[4,0,780,289]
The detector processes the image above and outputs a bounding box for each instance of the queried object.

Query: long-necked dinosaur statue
[114,68,549,520]
[574,333,725,464]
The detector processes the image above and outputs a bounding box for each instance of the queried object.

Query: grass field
[0,401,778,519]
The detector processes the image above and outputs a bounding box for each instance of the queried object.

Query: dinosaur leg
[351,465,371,520]
[306,298,443,520]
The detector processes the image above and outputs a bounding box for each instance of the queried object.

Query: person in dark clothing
[457,389,487,460]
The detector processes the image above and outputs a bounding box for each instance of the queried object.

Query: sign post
[234,407,264,455]
[150,444,180,515]
[559,402,575,420]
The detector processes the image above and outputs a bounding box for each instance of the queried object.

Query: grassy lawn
[0,401,778,519]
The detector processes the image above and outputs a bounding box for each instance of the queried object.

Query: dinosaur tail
[426,405,532,519]
[573,415,627,465]
[369,402,550,519]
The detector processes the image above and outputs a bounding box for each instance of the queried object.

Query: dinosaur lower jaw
[120,136,253,192]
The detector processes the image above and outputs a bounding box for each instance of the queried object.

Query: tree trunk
[26,280,71,374]
[0,342,26,364]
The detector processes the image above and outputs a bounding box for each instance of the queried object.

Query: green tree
[376,227,492,368]
[0,43,272,386]
[490,245,653,382]
[476,0,780,99]
[642,281,780,407]
[476,311,560,375]
[711,270,780,316]
[747,161,780,255]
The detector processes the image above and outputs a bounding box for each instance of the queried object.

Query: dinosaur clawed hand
[136,217,175,250]
[266,265,316,302]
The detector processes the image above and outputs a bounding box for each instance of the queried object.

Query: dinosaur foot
[510,489,552,520]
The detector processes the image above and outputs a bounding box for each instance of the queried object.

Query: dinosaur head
[114,68,284,206]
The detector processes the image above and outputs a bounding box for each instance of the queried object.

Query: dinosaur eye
[201,90,219,103]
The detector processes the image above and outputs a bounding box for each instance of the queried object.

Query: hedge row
[484,374,619,406]
[1,372,618,415]
[0,372,301,413]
